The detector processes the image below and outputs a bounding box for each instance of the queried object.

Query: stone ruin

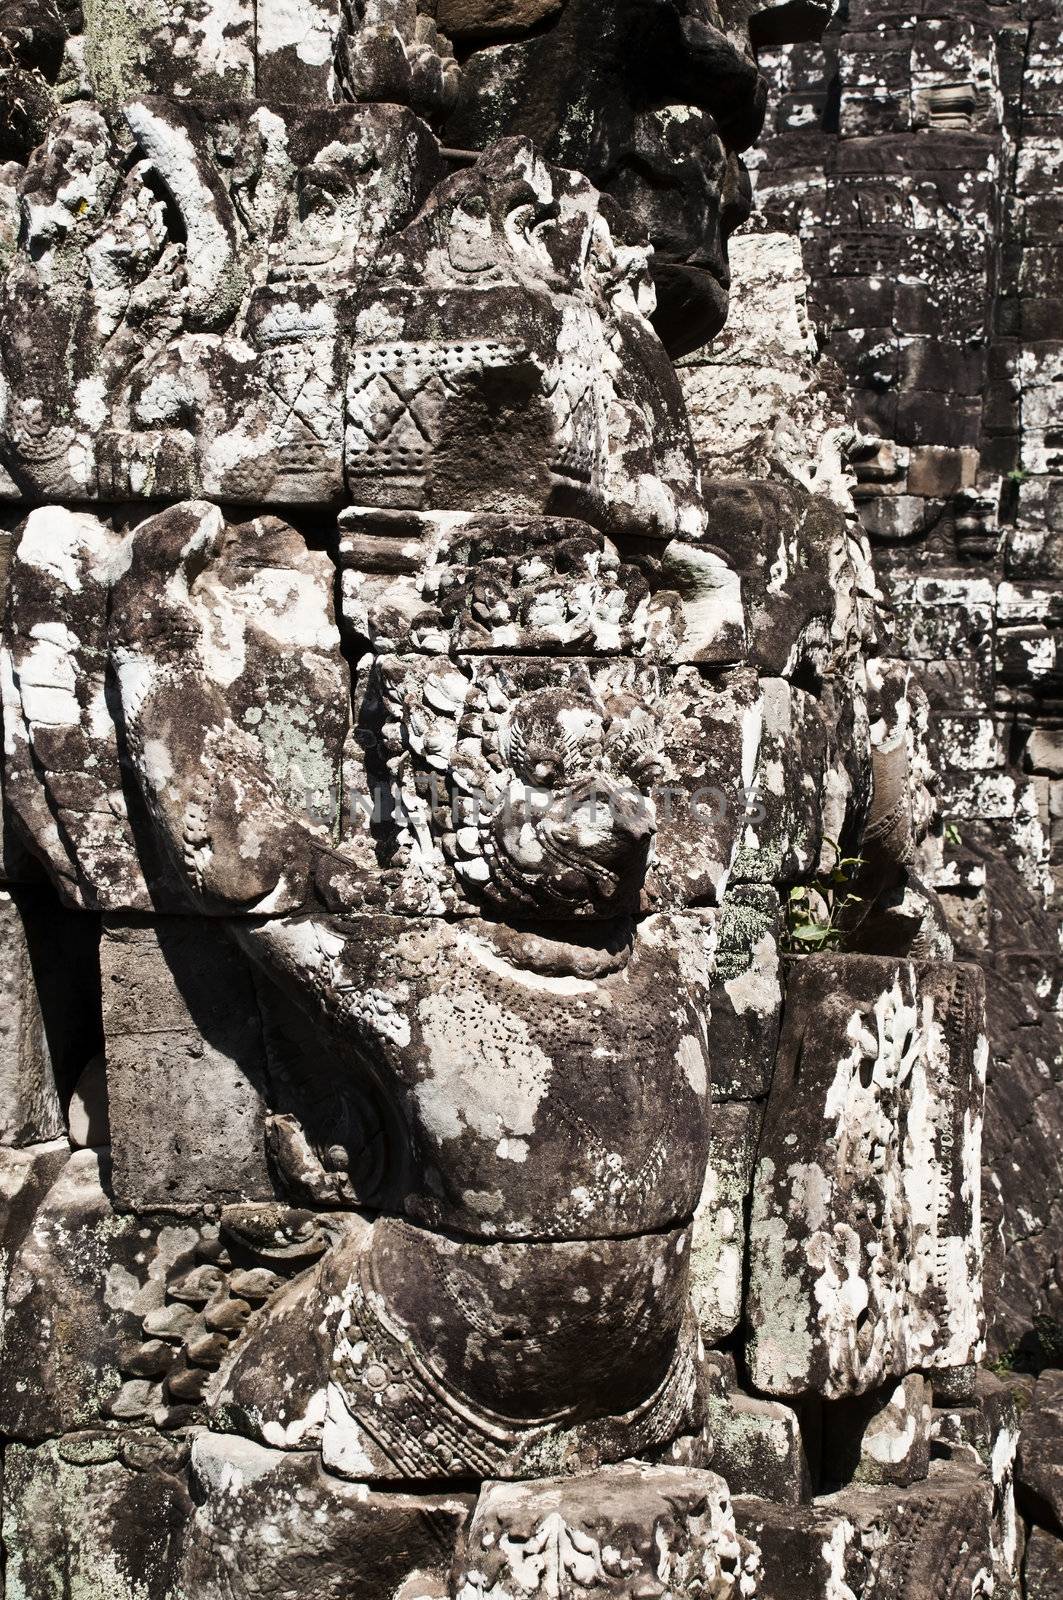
[0,0,1056,1597]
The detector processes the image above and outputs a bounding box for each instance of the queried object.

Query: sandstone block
[691,1099,764,1342]
[181,1431,472,1599]
[735,1462,999,1600]
[0,886,65,1144]
[454,1466,762,1599]
[822,1373,933,1490]
[707,886,782,1100]
[746,955,987,1399]
[3,1432,192,1600]
[0,1148,204,1439]
[101,919,274,1210]
[706,1371,812,1505]
[1018,1370,1063,1534]
[1026,1526,1063,1600]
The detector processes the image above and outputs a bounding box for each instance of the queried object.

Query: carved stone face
[439,0,767,354]
[463,683,660,918]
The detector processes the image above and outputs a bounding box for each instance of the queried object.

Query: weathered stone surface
[101,919,274,1209]
[0,886,64,1143]
[3,501,348,911]
[181,1431,472,1598]
[695,478,868,682]
[821,1373,933,1491]
[735,1462,1002,1600]
[254,0,343,101]
[0,1148,204,1439]
[237,910,716,1242]
[67,1052,109,1149]
[441,0,766,357]
[1025,1526,1063,1600]
[438,0,561,38]
[2,507,177,907]
[756,0,1063,1370]
[1017,1370,1063,1535]
[342,138,704,541]
[691,1099,763,1342]
[3,1432,192,1600]
[852,1374,933,1489]
[0,101,443,506]
[930,1370,1021,1579]
[213,1214,705,1480]
[454,1465,763,1599]
[80,0,254,103]
[337,505,744,666]
[733,677,869,890]
[707,886,782,1099]
[705,1355,811,1505]
[0,0,1023,1589]
[747,955,987,1399]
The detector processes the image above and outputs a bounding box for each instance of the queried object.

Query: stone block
[900,342,987,398]
[81,0,255,102]
[886,575,996,714]
[733,679,868,890]
[438,0,563,37]
[0,104,444,508]
[691,1099,764,1342]
[1017,1370,1063,1534]
[746,955,987,1400]
[255,0,342,100]
[694,481,863,681]
[840,90,912,137]
[1026,1526,1063,1600]
[1,508,185,911]
[213,1212,704,1481]
[706,1373,812,1505]
[932,716,1007,776]
[708,886,782,1099]
[0,1148,205,1440]
[3,503,349,912]
[860,494,937,544]
[735,1462,998,1600]
[0,1137,70,1264]
[1026,727,1063,775]
[822,1373,933,1490]
[67,1053,108,1149]
[855,1376,934,1488]
[894,391,981,449]
[454,1466,762,1599]
[236,911,718,1247]
[181,1432,472,1599]
[101,919,275,1210]
[3,1432,192,1600]
[813,274,896,330]
[930,1371,1021,1578]
[906,446,979,498]
[0,886,64,1145]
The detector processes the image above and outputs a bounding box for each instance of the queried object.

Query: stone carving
[0,98,444,505]
[453,1465,762,1599]
[747,954,987,1399]
[0,0,1027,1596]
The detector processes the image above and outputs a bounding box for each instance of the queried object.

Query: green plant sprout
[784,842,866,953]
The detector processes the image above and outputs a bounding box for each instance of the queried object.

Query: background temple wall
[744,0,1063,1364]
